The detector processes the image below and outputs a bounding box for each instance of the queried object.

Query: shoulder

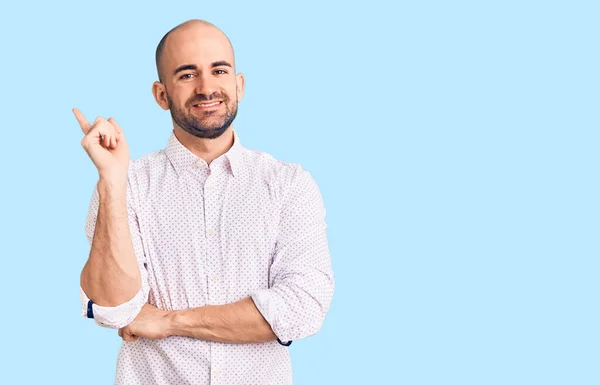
[128,149,168,175]
[125,148,171,188]
[241,148,320,204]
[243,148,312,184]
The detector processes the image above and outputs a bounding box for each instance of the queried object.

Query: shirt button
[207,228,217,237]
[210,274,218,282]
[195,159,203,168]
[213,368,220,376]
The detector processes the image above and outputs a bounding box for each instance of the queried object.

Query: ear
[235,72,245,102]
[152,81,170,110]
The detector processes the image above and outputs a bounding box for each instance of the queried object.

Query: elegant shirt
[79,129,334,385]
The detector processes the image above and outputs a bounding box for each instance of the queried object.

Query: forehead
[162,27,234,70]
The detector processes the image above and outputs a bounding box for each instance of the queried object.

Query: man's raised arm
[74,108,147,329]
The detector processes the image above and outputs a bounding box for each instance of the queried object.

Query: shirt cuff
[251,289,301,346]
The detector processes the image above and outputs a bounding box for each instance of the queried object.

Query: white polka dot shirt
[79,129,335,385]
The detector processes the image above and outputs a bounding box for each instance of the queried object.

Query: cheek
[220,80,235,94]
[174,92,194,108]
[170,84,195,102]
[225,85,238,101]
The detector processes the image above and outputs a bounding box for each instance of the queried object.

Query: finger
[123,329,137,342]
[121,327,131,341]
[90,118,114,147]
[118,328,123,338]
[107,117,123,136]
[85,117,104,142]
[103,133,111,148]
[107,118,122,145]
[81,117,118,151]
[73,108,92,135]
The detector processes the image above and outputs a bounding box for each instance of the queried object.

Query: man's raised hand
[73,108,130,182]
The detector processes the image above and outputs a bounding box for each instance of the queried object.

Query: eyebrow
[211,61,232,68]
[173,61,233,76]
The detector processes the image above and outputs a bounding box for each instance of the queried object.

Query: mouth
[192,101,223,109]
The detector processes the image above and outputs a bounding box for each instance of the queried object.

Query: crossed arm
[118,298,277,344]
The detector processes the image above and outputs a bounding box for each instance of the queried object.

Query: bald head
[155,19,235,83]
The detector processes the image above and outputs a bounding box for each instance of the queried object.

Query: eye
[179,73,196,80]
[214,69,228,75]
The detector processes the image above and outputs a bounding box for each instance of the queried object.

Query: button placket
[204,170,222,305]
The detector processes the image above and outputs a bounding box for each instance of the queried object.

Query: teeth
[195,101,220,107]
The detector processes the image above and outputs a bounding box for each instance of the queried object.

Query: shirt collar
[165,129,243,178]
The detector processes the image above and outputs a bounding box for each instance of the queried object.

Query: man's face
[159,27,243,139]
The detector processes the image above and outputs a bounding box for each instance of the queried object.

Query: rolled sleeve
[251,165,335,343]
[80,285,147,329]
[80,174,150,329]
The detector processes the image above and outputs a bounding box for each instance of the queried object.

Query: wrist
[98,175,127,197]
[165,310,183,337]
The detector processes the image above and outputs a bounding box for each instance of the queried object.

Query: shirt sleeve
[250,164,335,343]
[80,175,150,329]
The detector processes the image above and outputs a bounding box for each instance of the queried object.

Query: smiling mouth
[192,101,223,109]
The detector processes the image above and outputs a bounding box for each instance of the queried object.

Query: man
[75,19,334,385]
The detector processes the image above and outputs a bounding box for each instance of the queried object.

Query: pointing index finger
[72,108,92,134]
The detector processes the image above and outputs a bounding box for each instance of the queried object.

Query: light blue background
[0,1,597,384]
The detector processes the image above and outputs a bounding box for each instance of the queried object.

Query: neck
[172,126,234,165]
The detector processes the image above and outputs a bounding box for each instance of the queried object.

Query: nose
[194,73,218,98]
